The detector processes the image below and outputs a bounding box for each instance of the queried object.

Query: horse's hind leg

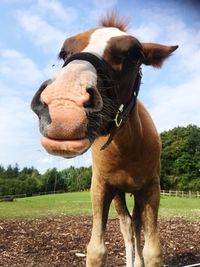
[113,192,135,267]
[133,195,144,267]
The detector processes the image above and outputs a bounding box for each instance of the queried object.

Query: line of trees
[0,165,92,197]
[160,124,200,191]
[0,124,200,197]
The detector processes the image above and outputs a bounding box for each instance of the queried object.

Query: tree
[160,125,200,190]
[42,168,64,192]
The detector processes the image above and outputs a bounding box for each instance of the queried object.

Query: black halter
[63,52,142,149]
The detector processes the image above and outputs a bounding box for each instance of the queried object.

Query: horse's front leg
[136,180,163,267]
[86,177,115,267]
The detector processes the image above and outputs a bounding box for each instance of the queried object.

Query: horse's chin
[41,136,91,158]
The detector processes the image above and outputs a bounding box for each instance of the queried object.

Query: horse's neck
[113,102,143,153]
[91,102,144,177]
[91,101,149,166]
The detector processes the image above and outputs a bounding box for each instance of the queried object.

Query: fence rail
[0,190,65,201]
[161,190,200,198]
[0,190,200,200]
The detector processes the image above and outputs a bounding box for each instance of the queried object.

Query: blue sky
[0,0,200,173]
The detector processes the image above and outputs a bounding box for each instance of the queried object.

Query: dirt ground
[0,216,200,267]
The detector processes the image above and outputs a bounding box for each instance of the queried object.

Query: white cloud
[164,20,200,75]
[37,0,78,25]
[91,0,118,9]
[0,93,37,166]
[15,0,80,53]
[1,0,31,3]
[149,75,200,132]
[0,49,43,86]
[130,23,161,42]
[0,97,30,144]
[17,12,65,53]
[0,48,44,170]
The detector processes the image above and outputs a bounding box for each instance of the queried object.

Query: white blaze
[48,60,98,105]
[83,27,127,58]
[55,59,97,89]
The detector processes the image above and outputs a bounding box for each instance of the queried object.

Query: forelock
[99,10,130,32]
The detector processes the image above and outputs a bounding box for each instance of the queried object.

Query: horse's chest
[112,169,149,192]
[92,141,159,192]
[97,159,150,193]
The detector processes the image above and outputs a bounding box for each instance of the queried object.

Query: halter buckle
[114,104,124,127]
[139,68,143,78]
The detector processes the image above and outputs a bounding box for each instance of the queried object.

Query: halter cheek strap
[62,52,142,150]
[100,68,142,150]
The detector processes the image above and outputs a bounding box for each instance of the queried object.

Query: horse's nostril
[84,87,95,109]
[84,87,103,112]
[31,79,52,115]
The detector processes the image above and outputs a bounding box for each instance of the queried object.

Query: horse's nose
[31,79,52,117]
[31,80,103,140]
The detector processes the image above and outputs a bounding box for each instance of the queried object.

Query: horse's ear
[141,43,178,68]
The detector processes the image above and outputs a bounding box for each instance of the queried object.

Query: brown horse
[31,13,178,267]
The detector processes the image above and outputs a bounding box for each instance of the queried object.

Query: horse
[31,12,178,267]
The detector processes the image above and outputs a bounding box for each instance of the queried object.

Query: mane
[99,10,130,32]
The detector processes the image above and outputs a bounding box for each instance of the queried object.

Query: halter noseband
[63,52,142,149]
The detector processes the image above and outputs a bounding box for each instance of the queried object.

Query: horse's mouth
[41,136,91,158]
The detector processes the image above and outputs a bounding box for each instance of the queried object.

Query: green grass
[0,192,199,220]
[159,196,200,219]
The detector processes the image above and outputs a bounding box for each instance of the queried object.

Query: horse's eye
[58,49,67,61]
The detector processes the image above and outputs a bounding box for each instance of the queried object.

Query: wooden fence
[0,190,200,200]
[0,190,65,201]
[161,190,200,198]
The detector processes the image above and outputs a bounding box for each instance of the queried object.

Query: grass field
[0,191,199,220]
